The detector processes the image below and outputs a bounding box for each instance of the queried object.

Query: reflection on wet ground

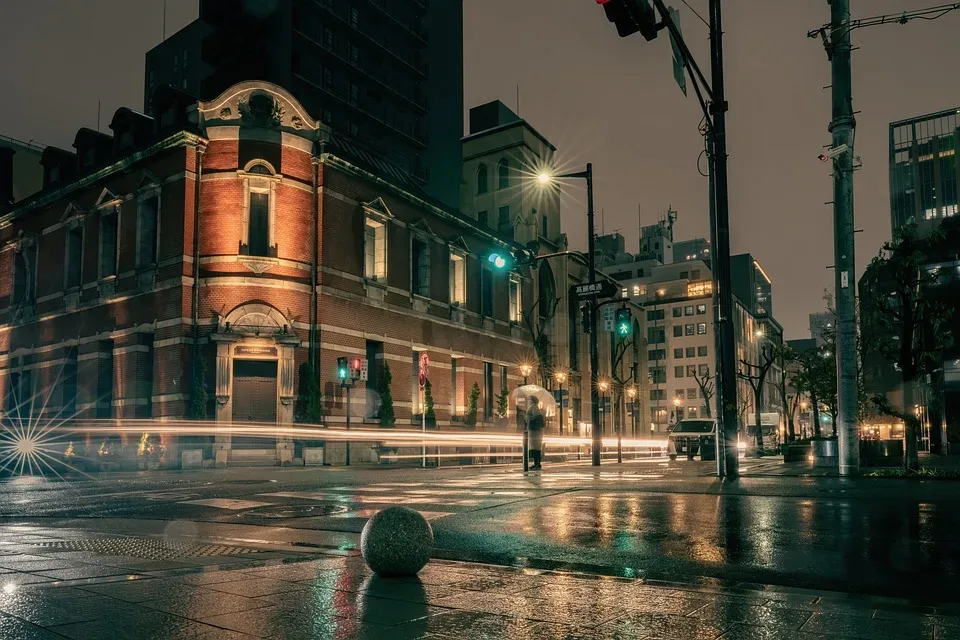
[0,523,955,640]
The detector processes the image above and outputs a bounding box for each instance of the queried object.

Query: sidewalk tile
[206,577,306,598]
[800,611,936,639]
[717,624,861,640]
[0,590,142,626]
[35,565,139,580]
[140,589,275,617]
[595,611,729,639]
[81,577,206,602]
[0,612,65,640]
[49,609,222,640]
[691,601,813,630]
[445,574,547,594]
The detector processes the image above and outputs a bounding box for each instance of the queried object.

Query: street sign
[668,6,687,97]
[603,305,615,332]
[571,281,618,300]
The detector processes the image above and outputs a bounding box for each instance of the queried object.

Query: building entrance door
[232,359,278,448]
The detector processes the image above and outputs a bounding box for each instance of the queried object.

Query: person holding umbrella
[526,396,545,470]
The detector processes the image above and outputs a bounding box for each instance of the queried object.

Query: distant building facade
[0,136,44,206]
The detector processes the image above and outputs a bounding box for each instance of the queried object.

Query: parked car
[668,419,717,460]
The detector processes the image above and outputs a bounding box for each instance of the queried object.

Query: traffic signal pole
[600,0,738,476]
[585,164,603,466]
[706,0,740,478]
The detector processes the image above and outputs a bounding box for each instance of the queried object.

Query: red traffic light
[350,358,362,370]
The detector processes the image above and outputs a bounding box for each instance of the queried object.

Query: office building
[889,107,959,235]
[144,0,464,208]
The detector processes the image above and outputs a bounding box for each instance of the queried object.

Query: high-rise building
[731,254,773,317]
[144,0,464,208]
[808,312,833,345]
[889,107,959,235]
[673,237,710,262]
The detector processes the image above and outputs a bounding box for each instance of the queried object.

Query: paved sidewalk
[0,524,954,639]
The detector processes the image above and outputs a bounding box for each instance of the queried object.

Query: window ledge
[238,255,279,274]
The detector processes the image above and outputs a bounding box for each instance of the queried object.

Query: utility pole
[707,0,740,478]
[706,130,725,476]
[586,163,602,466]
[829,0,860,476]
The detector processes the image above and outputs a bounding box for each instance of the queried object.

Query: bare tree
[522,294,560,388]
[692,371,715,418]
[738,343,776,451]
[774,344,798,442]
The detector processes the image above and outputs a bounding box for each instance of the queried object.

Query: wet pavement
[1,458,959,637]
[0,522,956,639]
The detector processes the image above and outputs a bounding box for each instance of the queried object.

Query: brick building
[0,81,535,466]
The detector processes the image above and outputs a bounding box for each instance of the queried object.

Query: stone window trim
[448,246,467,307]
[11,232,39,307]
[62,215,85,293]
[409,231,432,300]
[239,160,280,258]
[97,204,121,281]
[363,202,392,286]
[135,187,162,270]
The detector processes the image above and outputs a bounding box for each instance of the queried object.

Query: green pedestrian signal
[337,356,349,382]
[615,308,632,337]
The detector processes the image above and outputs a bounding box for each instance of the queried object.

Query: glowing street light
[554,369,568,435]
[520,363,533,385]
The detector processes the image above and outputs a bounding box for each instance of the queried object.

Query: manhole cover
[247,504,348,519]
[30,538,268,560]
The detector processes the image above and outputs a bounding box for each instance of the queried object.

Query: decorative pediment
[449,235,471,255]
[362,197,394,221]
[199,82,320,135]
[409,219,434,237]
[94,187,122,209]
[136,170,162,191]
[61,202,84,223]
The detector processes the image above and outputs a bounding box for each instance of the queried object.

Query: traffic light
[487,252,512,270]
[597,0,660,41]
[616,307,632,337]
[337,357,349,383]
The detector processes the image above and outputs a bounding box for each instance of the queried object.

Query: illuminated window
[509,276,522,323]
[633,284,644,296]
[697,323,707,335]
[449,252,465,305]
[365,218,387,281]
[687,281,713,296]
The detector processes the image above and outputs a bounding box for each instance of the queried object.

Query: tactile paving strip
[29,537,267,560]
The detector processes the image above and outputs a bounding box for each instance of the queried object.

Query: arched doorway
[211,303,300,464]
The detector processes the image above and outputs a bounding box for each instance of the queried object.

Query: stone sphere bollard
[360,506,433,576]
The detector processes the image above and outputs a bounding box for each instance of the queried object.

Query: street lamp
[537,164,601,466]
[598,379,610,452]
[520,363,533,386]
[626,385,638,438]
[554,370,568,435]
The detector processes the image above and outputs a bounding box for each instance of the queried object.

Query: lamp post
[653,287,665,437]
[599,379,610,461]
[519,363,533,472]
[537,165,602,466]
[555,370,568,435]
[626,385,638,439]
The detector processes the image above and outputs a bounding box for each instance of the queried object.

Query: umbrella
[511,385,557,419]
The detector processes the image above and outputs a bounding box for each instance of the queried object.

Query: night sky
[1,0,957,338]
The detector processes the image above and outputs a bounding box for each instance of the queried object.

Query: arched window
[242,160,277,257]
[497,159,510,190]
[476,164,488,194]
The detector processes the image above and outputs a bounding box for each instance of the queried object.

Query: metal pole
[617,394,623,463]
[559,381,565,435]
[345,385,351,466]
[587,163,602,466]
[709,0,740,478]
[829,0,860,476]
[421,385,426,468]
[706,132,726,477]
[523,420,529,472]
